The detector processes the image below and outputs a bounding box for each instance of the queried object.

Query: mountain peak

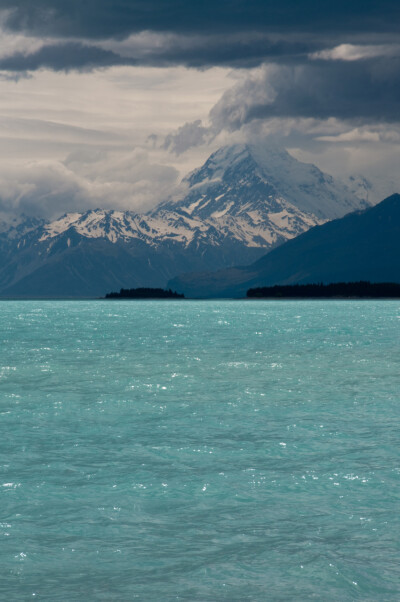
[0,142,375,298]
[39,209,141,243]
[160,141,366,222]
[168,191,400,298]
[183,142,292,187]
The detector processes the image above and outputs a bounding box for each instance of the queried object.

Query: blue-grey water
[1,300,400,601]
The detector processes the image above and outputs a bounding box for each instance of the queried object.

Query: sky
[0,0,400,219]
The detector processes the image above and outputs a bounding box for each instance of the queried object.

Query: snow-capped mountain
[168,193,400,298]
[0,214,45,238]
[0,143,368,297]
[39,143,366,249]
[158,143,366,220]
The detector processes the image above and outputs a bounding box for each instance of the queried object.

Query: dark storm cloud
[153,36,317,69]
[0,42,132,72]
[2,0,400,38]
[163,120,209,154]
[210,57,400,130]
[1,0,400,135]
[0,33,322,72]
[0,1,399,71]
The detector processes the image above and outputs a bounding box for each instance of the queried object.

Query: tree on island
[247,281,400,298]
[105,287,184,299]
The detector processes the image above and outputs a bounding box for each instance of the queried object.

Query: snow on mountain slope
[248,144,366,219]
[0,142,369,296]
[39,209,208,246]
[157,143,368,221]
[0,214,46,238]
[38,202,320,251]
[168,194,400,299]
[40,142,357,251]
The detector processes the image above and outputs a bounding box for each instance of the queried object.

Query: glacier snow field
[1,299,400,601]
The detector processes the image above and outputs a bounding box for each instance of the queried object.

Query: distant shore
[1,281,400,300]
[247,281,400,299]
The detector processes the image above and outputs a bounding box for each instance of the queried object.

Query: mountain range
[0,143,368,297]
[168,194,400,298]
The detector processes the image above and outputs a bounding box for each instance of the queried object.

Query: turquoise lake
[1,300,400,600]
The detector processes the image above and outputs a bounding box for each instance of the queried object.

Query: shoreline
[1,296,400,301]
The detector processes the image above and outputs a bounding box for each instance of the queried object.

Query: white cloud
[316,125,400,144]
[0,63,235,218]
[290,136,400,203]
[0,149,179,219]
[310,43,400,61]
[0,14,50,59]
[0,38,400,221]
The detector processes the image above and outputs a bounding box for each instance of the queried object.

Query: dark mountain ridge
[0,143,365,298]
[168,194,400,298]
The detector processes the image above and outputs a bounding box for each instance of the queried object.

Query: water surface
[1,300,400,600]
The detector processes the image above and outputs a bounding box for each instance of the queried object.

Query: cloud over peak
[209,57,400,128]
[0,0,399,219]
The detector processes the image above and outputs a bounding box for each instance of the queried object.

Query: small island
[104,287,184,299]
[247,281,400,298]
